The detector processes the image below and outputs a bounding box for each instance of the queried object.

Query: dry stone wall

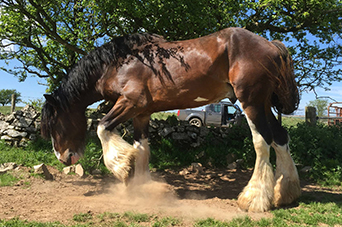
[1,104,242,148]
[0,105,40,146]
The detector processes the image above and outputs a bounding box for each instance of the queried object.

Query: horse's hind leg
[132,114,151,182]
[268,113,301,207]
[237,105,275,212]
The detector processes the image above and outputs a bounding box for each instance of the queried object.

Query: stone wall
[88,116,244,148]
[0,105,40,146]
[1,104,246,148]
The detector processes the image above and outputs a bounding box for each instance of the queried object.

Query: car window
[213,104,221,113]
[228,106,237,114]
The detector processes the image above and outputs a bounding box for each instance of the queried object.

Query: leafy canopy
[0,89,21,106]
[0,0,341,92]
[307,98,329,117]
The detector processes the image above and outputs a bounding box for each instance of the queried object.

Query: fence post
[11,93,16,113]
[305,106,317,125]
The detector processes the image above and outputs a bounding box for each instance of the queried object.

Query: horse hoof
[237,183,273,212]
[273,176,301,207]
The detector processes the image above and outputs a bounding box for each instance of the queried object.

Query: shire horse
[41,27,301,212]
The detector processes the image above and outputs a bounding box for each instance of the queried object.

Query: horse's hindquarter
[225,28,280,105]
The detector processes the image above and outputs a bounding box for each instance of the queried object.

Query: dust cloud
[82,174,270,223]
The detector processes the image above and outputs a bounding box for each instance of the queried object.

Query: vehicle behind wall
[177,101,244,127]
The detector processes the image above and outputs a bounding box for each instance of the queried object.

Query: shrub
[149,122,254,169]
[288,122,342,186]
[78,135,109,174]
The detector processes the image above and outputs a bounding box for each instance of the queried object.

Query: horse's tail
[270,40,300,115]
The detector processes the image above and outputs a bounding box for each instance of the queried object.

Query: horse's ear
[44,94,58,107]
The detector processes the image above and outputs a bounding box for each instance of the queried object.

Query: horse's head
[41,94,87,166]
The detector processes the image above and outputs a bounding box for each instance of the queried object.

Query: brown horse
[41,27,300,212]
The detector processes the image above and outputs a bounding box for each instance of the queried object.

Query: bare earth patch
[0,166,340,225]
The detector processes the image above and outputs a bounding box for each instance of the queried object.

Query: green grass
[0,105,23,115]
[151,111,177,120]
[71,211,181,226]
[0,139,63,170]
[0,172,20,186]
[1,199,342,226]
[73,212,93,222]
[281,116,304,127]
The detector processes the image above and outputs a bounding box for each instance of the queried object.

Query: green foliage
[0,89,21,106]
[78,136,108,175]
[307,98,329,117]
[150,123,254,170]
[0,1,341,90]
[288,122,342,186]
[23,98,45,111]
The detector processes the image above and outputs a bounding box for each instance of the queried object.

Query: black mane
[41,33,165,138]
[55,33,165,110]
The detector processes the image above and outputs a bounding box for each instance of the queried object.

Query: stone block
[63,166,75,175]
[75,164,85,177]
[34,163,53,180]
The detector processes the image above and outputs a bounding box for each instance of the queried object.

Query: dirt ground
[0,165,341,225]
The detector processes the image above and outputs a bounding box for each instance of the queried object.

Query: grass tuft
[0,172,20,186]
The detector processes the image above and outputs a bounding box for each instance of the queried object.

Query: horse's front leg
[97,97,140,184]
[132,114,151,182]
[237,108,275,212]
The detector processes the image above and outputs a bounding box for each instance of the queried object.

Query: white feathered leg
[272,142,301,207]
[97,125,139,183]
[237,117,275,212]
[133,138,151,182]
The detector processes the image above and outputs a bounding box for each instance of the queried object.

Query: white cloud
[1,39,16,52]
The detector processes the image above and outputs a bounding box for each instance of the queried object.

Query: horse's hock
[0,105,40,146]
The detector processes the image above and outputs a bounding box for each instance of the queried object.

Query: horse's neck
[75,88,104,110]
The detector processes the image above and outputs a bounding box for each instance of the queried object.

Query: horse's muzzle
[59,151,80,166]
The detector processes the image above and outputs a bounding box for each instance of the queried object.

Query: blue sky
[1,59,341,115]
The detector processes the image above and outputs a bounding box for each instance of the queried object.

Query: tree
[0,89,21,106]
[307,98,329,117]
[0,0,341,91]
